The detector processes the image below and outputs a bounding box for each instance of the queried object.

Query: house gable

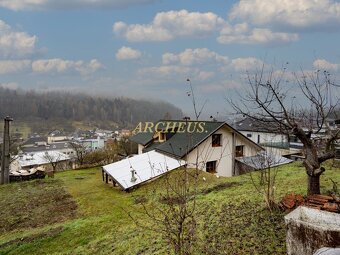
[184,124,263,176]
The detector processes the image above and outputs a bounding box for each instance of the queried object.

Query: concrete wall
[285,206,340,255]
[239,131,287,144]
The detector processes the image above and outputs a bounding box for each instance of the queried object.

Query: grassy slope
[0,161,339,255]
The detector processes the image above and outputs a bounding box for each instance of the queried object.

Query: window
[235,145,244,157]
[206,161,217,173]
[212,134,222,147]
[247,134,252,138]
[159,132,166,141]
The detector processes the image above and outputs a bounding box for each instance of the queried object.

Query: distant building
[47,130,70,143]
[69,136,105,151]
[232,117,288,146]
[120,129,131,137]
[95,129,113,139]
[21,135,47,148]
[20,140,76,156]
[10,151,73,172]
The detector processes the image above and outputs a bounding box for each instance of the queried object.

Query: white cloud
[230,57,264,71]
[0,20,37,58]
[0,60,31,74]
[0,0,157,11]
[162,48,229,66]
[138,65,194,78]
[218,24,298,44]
[32,59,77,73]
[116,46,142,60]
[77,59,103,75]
[113,9,225,42]
[200,80,242,92]
[197,71,215,81]
[32,58,103,75]
[313,59,339,71]
[229,0,340,31]
[0,82,19,90]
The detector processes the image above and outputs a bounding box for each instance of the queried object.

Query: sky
[0,0,340,118]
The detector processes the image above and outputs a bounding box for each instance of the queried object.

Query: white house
[232,117,288,145]
[129,120,264,177]
[10,151,72,172]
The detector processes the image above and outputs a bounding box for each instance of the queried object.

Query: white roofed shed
[102,150,185,191]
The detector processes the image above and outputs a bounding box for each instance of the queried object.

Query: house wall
[239,131,287,144]
[47,136,68,143]
[10,159,75,172]
[185,126,261,177]
[138,144,144,155]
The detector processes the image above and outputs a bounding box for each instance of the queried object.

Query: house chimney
[130,169,137,183]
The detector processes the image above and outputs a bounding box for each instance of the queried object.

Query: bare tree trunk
[308,174,321,195]
[303,143,325,195]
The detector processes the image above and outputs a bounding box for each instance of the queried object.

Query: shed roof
[236,152,293,169]
[102,150,185,190]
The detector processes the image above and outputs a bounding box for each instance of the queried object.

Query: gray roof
[22,136,47,146]
[130,132,154,146]
[232,117,280,133]
[154,121,225,158]
[21,141,73,153]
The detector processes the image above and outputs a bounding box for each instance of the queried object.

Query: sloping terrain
[0,162,339,254]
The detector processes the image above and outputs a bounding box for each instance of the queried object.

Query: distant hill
[0,87,183,132]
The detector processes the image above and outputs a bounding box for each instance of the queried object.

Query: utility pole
[1,116,13,184]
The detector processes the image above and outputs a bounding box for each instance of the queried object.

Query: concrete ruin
[285,206,340,255]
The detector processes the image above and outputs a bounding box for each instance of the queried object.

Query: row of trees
[70,138,137,168]
[0,88,182,126]
[42,138,137,177]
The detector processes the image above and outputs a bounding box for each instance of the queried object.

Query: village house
[10,151,73,173]
[21,135,47,148]
[129,120,264,177]
[47,130,71,143]
[21,140,76,157]
[102,120,278,191]
[232,117,288,147]
[232,117,304,158]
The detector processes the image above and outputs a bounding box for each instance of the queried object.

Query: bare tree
[240,150,287,211]
[69,141,88,166]
[229,67,340,195]
[42,152,62,177]
[117,137,137,157]
[132,167,199,255]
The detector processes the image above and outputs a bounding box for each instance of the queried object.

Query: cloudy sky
[0,0,340,117]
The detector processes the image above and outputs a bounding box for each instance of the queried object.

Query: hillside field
[0,161,339,254]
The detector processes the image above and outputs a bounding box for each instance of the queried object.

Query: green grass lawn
[0,161,339,255]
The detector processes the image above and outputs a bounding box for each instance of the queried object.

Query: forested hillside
[0,88,182,129]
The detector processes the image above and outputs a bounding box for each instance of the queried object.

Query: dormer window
[159,132,166,142]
